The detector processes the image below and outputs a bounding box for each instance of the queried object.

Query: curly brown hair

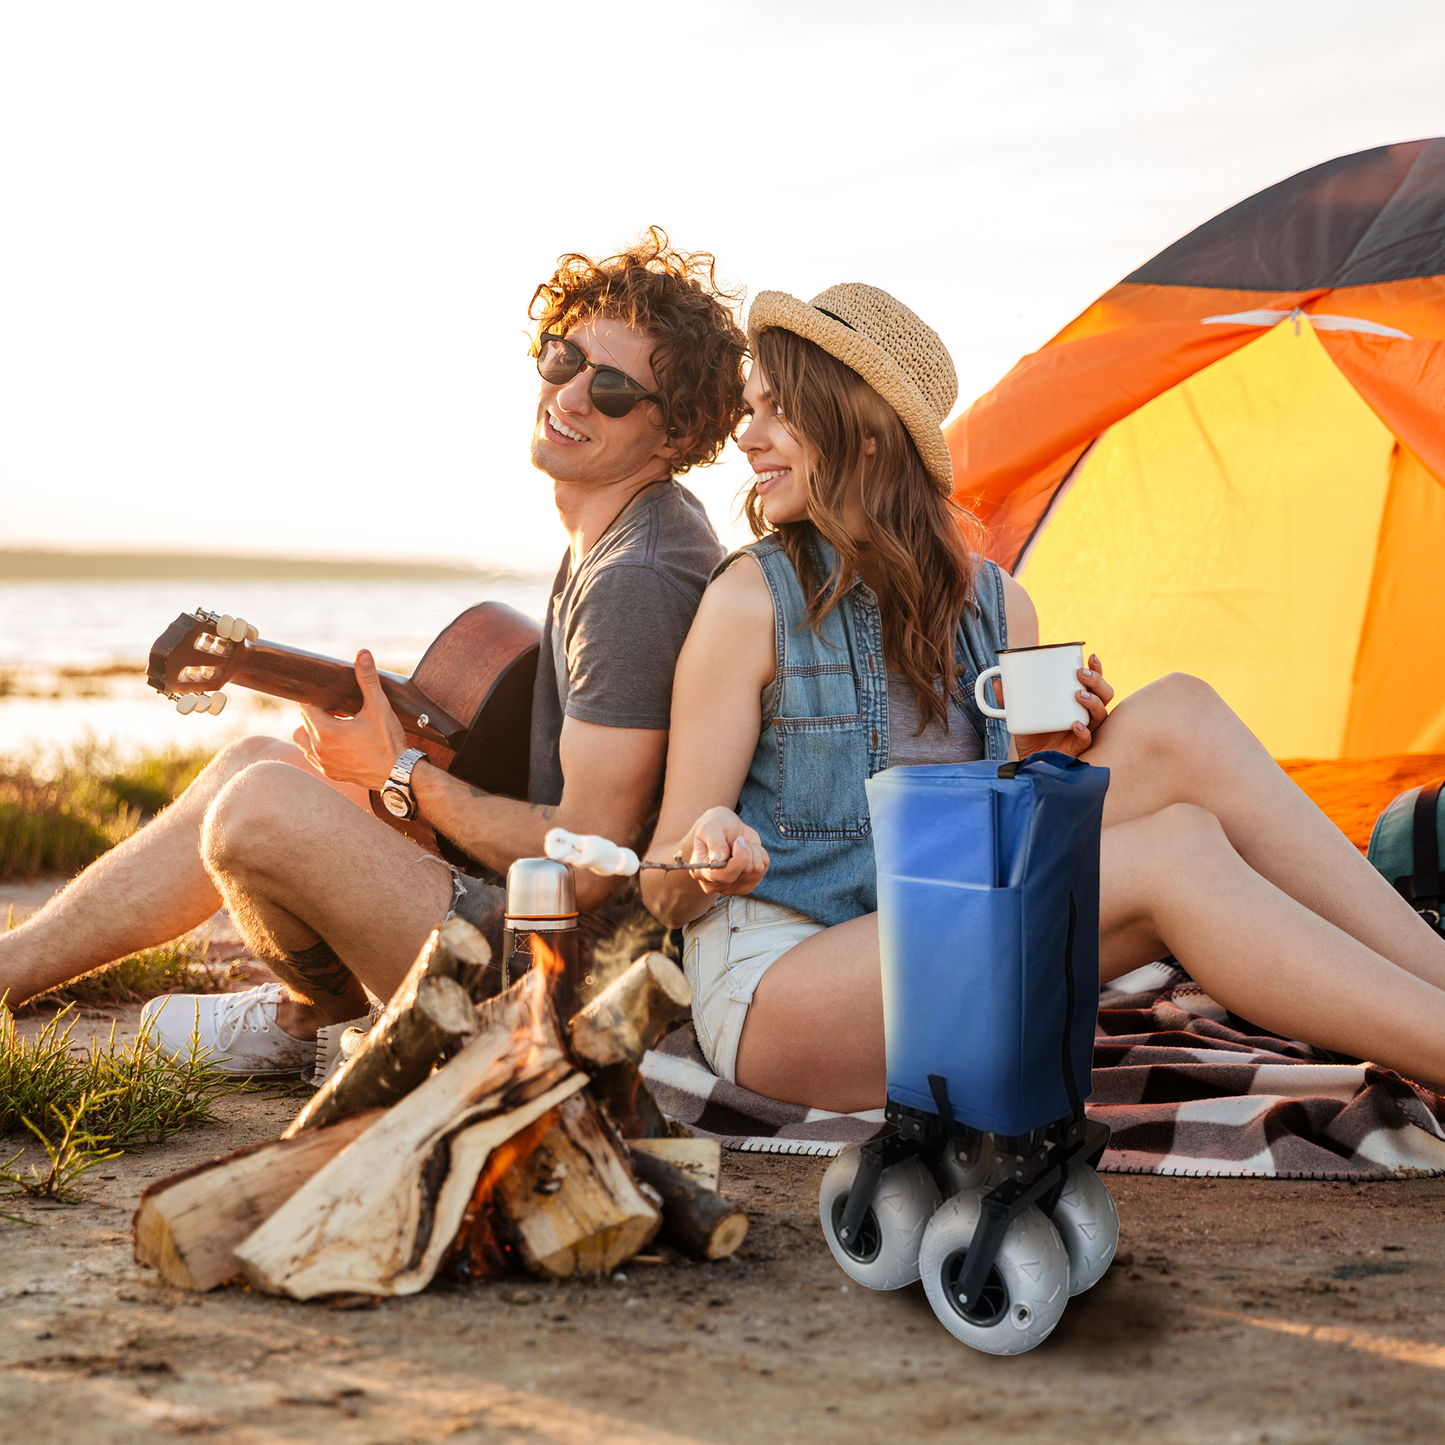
[529,227,748,475]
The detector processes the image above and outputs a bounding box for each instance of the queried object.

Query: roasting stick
[543,828,721,876]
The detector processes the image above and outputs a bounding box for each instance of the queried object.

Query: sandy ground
[2,1094,1445,1445]
[8,881,1445,1442]
[1,1004,1444,1445]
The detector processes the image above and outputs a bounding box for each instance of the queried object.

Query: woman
[642,283,1445,1114]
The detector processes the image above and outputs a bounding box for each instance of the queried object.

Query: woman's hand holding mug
[974,644,1113,760]
[684,807,771,898]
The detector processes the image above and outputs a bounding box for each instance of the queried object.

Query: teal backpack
[1367,779,1445,937]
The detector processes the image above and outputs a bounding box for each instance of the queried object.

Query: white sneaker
[139,983,318,1079]
[312,1001,383,1088]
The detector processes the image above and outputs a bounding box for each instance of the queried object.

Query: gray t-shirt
[527,480,724,806]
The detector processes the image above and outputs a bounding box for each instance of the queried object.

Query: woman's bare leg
[1084,673,1445,991]
[1103,804,1445,1088]
[0,734,372,1007]
[736,798,1445,1112]
[734,913,885,1114]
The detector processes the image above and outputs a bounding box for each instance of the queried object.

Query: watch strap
[388,746,427,787]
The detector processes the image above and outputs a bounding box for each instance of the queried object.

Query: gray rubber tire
[818,1146,942,1290]
[918,1194,1070,1354]
[1049,1160,1119,1296]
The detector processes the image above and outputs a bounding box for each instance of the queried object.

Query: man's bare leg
[200,761,458,1039]
[1083,673,1445,991]
[0,735,352,1007]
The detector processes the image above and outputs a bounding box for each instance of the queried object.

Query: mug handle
[974,667,1006,719]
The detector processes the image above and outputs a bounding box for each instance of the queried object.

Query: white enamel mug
[974,642,1090,737]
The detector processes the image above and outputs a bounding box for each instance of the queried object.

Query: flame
[496,957,566,1083]
[530,930,569,990]
[440,1107,560,1282]
[515,927,579,1029]
[441,936,577,1281]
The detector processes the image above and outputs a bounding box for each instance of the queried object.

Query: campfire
[131,917,746,1297]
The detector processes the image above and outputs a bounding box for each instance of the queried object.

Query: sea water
[0,575,554,760]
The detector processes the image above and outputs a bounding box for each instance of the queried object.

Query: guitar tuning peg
[176,695,199,715]
[244,624,259,643]
[207,691,228,715]
[225,616,249,643]
[218,615,236,639]
[194,695,213,714]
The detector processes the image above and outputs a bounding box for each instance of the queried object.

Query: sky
[4,0,1445,572]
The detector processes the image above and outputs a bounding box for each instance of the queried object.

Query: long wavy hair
[744,327,985,733]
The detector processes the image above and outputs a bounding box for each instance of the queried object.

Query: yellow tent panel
[1019,318,1402,757]
[1345,444,1445,755]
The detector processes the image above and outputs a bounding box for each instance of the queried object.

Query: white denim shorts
[682,895,825,1083]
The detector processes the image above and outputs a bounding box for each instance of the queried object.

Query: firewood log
[628,1149,748,1262]
[132,1110,383,1292]
[485,1092,660,1278]
[628,1137,721,1191]
[567,951,691,1067]
[236,969,583,1299]
[590,1059,689,1140]
[284,916,491,1137]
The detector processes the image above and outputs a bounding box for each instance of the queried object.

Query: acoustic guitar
[146,602,541,866]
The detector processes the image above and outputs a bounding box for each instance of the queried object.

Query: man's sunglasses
[536,332,663,419]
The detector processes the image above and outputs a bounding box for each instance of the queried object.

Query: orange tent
[948,139,1445,758]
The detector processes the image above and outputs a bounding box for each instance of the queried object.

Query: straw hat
[747,283,958,494]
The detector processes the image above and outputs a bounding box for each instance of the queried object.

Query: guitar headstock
[146,608,260,715]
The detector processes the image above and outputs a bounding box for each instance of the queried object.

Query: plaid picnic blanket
[640,963,1445,1179]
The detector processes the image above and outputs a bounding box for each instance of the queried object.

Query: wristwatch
[380,747,427,820]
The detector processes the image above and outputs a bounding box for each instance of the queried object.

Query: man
[0,229,746,1079]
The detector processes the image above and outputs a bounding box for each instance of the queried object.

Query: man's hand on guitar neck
[293,650,409,789]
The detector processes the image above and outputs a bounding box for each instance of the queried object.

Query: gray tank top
[758,671,984,768]
[884,672,983,768]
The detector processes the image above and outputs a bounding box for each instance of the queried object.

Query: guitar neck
[230,640,469,749]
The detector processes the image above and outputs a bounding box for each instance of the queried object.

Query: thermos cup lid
[505,857,577,920]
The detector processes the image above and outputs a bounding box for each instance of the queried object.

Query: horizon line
[0,548,551,584]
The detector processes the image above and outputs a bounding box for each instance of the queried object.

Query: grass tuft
[2,1090,123,1209]
[0,741,214,881]
[26,932,245,1010]
[0,999,250,1148]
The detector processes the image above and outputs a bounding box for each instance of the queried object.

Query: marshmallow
[543,827,640,877]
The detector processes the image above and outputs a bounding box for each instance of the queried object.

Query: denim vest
[727,536,1009,928]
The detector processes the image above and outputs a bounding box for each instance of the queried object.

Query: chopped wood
[440,1111,561,1281]
[236,969,583,1299]
[485,1092,660,1278]
[589,1059,690,1141]
[284,916,492,1137]
[628,1137,721,1192]
[628,1149,748,1262]
[148,916,743,1299]
[132,1110,383,1292]
[432,912,499,998]
[567,951,691,1067]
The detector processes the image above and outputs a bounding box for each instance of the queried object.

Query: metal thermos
[502,857,580,1017]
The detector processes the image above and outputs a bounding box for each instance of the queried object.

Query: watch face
[381,787,410,818]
